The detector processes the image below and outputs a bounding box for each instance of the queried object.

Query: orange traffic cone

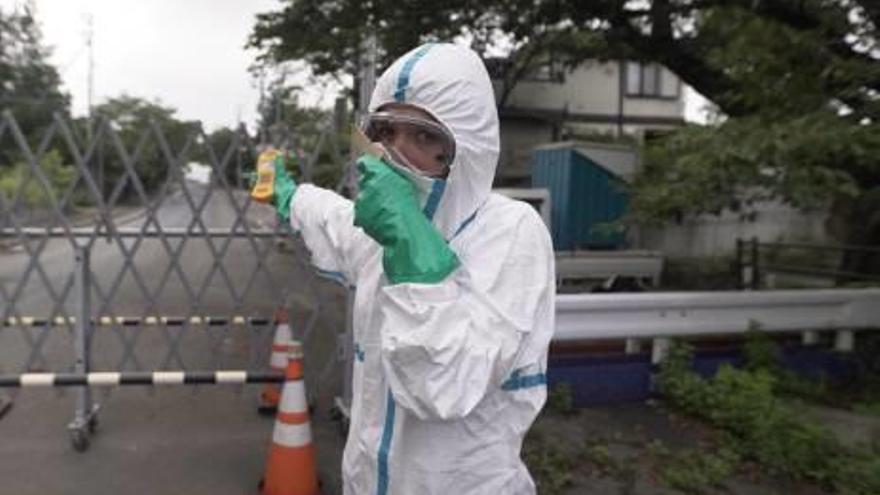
[261,342,320,495]
[259,308,294,414]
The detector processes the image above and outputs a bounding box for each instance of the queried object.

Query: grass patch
[522,428,577,495]
[657,445,740,494]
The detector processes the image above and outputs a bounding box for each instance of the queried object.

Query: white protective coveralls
[289,42,556,495]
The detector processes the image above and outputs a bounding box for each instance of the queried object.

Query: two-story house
[487,58,686,186]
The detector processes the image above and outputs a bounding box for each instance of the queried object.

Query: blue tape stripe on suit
[376,391,397,495]
[314,268,348,286]
[394,44,434,102]
[502,372,548,391]
[450,210,478,240]
[422,179,446,220]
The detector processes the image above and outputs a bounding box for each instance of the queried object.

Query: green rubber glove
[353,154,459,284]
[272,154,297,223]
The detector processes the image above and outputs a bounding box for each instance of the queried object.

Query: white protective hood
[368,43,500,239]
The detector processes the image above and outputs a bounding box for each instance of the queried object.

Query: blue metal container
[531,145,629,250]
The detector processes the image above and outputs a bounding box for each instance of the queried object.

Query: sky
[3,0,710,133]
[1,0,328,132]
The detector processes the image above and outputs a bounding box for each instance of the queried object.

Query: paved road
[0,181,348,494]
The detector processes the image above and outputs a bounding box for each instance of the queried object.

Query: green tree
[0,149,75,208]
[250,1,880,274]
[626,5,880,276]
[202,125,254,189]
[247,2,603,109]
[254,69,346,189]
[249,1,878,119]
[0,5,70,157]
[90,95,202,202]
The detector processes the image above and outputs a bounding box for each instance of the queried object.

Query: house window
[625,61,679,98]
[525,57,565,83]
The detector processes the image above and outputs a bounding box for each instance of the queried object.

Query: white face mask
[380,144,447,219]
[351,127,448,219]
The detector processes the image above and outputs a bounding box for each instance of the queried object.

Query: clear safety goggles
[361,112,456,167]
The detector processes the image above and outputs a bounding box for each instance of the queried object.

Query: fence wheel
[70,428,90,452]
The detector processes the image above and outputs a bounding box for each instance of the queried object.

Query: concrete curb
[0,194,157,253]
[0,184,278,252]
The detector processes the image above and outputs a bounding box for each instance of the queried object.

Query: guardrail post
[834,330,854,352]
[68,245,99,451]
[802,330,820,345]
[625,338,642,355]
[736,238,744,290]
[651,338,670,365]
[750,237,760,290]
[649,337,672,397]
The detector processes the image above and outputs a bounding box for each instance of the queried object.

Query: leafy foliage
[254,71,347,190]
[250,1,880,261]
[201,126,255,190]
[0,5,70,154]
[249,1,879,116]
[0,149,75,207]
[658,341,880,494]
[90,95,203,201]
[248,1,632,108]
[624,4,880,265]
[659,446,740,494]
[521,429,576,495]
[630,112,877,225]
[546,381,576,415]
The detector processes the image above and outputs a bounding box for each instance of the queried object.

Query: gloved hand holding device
[250,148,297,222]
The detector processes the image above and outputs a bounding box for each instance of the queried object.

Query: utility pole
[272,65,293,147]
[85,14,94,131]
[258,68,266,146]
[83,13,102,199]
[357,34,377,119]
[352,34,377,193]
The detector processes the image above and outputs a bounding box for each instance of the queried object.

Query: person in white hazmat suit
[257,42,555,495]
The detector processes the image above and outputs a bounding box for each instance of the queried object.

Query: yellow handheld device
[251,148,280,203]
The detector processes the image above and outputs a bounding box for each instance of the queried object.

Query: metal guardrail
[555,288,880,361]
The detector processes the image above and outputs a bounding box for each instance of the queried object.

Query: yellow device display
[251,148,280,203]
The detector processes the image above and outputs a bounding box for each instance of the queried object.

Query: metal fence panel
[0,111,354,450]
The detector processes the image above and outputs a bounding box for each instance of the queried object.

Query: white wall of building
[638,201,830,258]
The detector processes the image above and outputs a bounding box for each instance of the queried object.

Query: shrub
[522,430,576,495]
[658,341,880,493]
[0,150,76,207]
[547,382,576,415]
